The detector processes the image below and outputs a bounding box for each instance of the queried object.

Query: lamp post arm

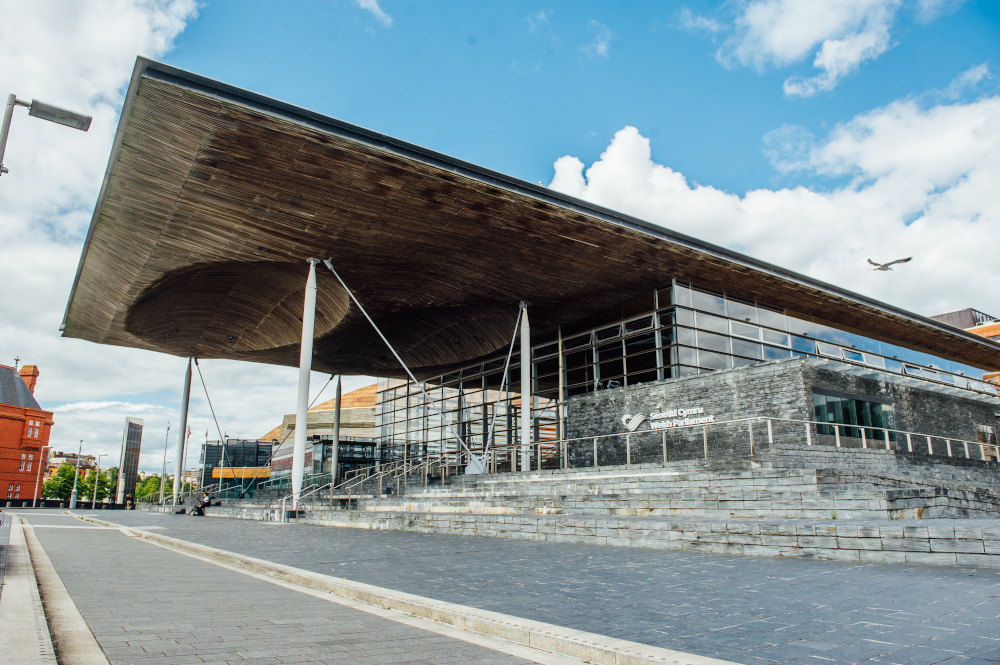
[0,94,29,176]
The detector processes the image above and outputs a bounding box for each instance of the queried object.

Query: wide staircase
[189,443,1000,567]
[300,445,999,521]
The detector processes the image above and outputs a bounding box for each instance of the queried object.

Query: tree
[41,463,78,500]
[135,475,163,500]
[77,468,114,505]
[106,467,119,494]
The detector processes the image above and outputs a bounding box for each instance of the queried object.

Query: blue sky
[165,0,1000,194]
[3,0,1000,472]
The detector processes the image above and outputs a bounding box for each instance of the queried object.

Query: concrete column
[330,376,341,485]
[172,358,192,506]
[520,304,531,471]
[292,259,320,507]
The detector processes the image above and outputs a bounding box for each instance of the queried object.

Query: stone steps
[159,442,1000,568]
[196,503,1000,568]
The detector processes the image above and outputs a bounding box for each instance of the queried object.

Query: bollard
[766,419,773,445]
[703,426,708,459]
[861,428,867,449]
[946,440,952,457]
[749,421,755,455]
[835,425,841,448]
[626,434,631,465]
[964,441,970,458]
[927,436,933,454]
[906,432,913,453]
[884,429,891,450]
[593,438,599,467]
[805,422,810,447]
[662,430,667,465]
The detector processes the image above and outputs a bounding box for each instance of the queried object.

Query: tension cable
[322,259,477,462]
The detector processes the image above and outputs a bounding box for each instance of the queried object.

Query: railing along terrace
[208,416,998,520]
[549,416,999,469]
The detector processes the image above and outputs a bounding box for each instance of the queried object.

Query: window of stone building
[977,425,997,445]
[813,390,896,444]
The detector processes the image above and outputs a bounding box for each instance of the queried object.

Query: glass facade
[376,281,997,459]
[813,390,896,445]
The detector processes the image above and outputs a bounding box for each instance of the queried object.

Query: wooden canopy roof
[62,58,1000,376]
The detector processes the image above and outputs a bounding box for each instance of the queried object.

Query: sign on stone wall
[621,407,716,432]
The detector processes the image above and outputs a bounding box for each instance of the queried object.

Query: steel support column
[292,259,320,507]
[172,359,192,506]
[330,375,341,486]
[520,304,531,471]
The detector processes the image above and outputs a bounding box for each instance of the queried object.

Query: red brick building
[0,364,53,501]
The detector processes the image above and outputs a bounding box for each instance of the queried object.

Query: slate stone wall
[565,358,1000,468]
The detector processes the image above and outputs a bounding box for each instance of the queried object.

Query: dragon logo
[621,413,646,432]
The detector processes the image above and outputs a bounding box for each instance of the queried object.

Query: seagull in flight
[868,257,912,271]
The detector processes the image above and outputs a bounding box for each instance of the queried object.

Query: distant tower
[116,417,144,503]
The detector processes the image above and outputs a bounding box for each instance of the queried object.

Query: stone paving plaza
[15,511,542,665]
[6,509,1000,664]
[58,510,1000,664]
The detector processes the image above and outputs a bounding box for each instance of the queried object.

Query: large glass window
[813,391,896,442]
[376,280,996,461]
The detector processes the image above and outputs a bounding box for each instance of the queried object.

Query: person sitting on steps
[191,492,211,516]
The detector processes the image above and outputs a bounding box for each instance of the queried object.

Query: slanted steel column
[520,304,531,471]
[292,259,320,508]
[172,359,192,506]
[330,376,341,485]
[557,326,565,468]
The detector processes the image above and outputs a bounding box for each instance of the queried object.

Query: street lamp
[0,94,92,176]
[31,446,50,508]
[91,453,106,509]
[159,422,170,504]
[161,461,172,512]
[68,440,83,509]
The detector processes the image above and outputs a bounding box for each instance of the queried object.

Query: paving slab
[17,512,552,665]
[90,509,1000,665]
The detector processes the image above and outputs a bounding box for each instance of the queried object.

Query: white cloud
[684,0,976,96]
[678,7,724,33]
[0,1,379,476]
[722,0,901,97]
[356,0,392,28]
[526,9,552,34]
[941,62,991,99]
[914,0,968,23]
[581,20,613,59]
[548,92,1000,323]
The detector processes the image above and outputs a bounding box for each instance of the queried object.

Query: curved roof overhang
[61,58,1000,377]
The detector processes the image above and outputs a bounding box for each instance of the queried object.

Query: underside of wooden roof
[61,59,1000,376]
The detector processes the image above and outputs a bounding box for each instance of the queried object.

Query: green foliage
[106,467,118,492]
[135,474,164,500]
[77,468,114,505]
[41,463,78,500]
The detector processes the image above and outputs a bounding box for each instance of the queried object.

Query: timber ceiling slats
[62,70,1000,376]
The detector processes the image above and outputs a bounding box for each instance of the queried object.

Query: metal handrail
[459,415,998,459]
[214,414,1000,520]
